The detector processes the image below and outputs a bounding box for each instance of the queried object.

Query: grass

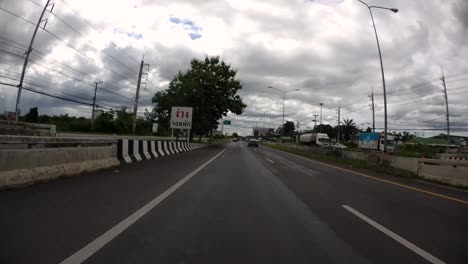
[263,143,417,179]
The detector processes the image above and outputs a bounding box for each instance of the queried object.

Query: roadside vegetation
[264,143,417,178]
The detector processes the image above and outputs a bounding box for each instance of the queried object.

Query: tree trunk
[198,134,202,142]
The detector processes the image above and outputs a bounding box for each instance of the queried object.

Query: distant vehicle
[358,132,395,152]
[299,133,331,147]
[333,143,348,150]
[248,139,259,147]
[232,138,238,142]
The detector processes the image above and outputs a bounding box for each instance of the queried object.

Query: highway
[1,142,467,264]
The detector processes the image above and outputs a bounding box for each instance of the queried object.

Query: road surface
[1,142,467,263]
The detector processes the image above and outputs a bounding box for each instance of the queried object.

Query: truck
[299,133,331,147]
[358,132,396,152]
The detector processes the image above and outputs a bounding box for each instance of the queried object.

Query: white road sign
[170,106,193,129]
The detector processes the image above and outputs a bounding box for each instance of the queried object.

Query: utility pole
[132,59,149,134]
[319,103,324,133]
[262,112,265,136]
[15,0,54,121]
[441,70,450,153]
[91,81,103,130]
[369,87,375,132]
[336,106,341,143]
[313,114,319,130]
[296,120,300,143]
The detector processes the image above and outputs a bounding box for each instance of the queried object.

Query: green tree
[24,107,39,123]
[151,56,247,141]
[314,124,335,139]
[341,118,359,141]
[94,109,115,133]
[283,121,295,137]
[113,107,133,134]
[232,132,239,138]
[401,131,411,142]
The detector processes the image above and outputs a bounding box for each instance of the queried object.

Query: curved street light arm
[357,0,369,8]
[370,6,399,13]
[284,89,300,94]
[267,86,284,93]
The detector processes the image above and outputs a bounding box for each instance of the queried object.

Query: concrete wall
[418,159,468,187]
[342,151,367,161]
[0,136,119,189]
[0,146,119,188]
[291,145,467,187]
[381,155,420,174]
[0,136,206,189]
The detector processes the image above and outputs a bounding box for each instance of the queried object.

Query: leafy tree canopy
[151,56,247,140]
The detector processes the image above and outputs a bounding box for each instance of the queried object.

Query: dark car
[248,139,259,147]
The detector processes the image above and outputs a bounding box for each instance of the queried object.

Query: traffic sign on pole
[170,107,193,129]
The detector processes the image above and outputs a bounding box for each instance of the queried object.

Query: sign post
[222,119,231,136]
[170,106,193,142]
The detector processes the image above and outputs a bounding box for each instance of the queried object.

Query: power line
[0,35,29,50]
[43,28,138,85]
[445,76,468,84]
[0,47,25,60]
[59,0,140,66]
[0,6,37,26]
[445,72,468,79]
[27,0,139,76]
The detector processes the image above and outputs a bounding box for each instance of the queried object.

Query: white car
[333,143,348,149]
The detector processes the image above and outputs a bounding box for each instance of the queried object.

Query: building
[252,127,274,137]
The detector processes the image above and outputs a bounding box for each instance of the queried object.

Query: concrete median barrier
[0,135,205,189]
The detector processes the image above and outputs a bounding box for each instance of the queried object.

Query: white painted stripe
[266,158,274,164]
[150,141,158,158]
[157,141,165,156]
[122,139,132,163]
[166,141,174,155]
[164,141,174,155]
[59,144,230,264]
[142,140,151,159]
[173,142,180,154]
[133,140,142,161]
[176,142,183,152]
[342,205,446,264]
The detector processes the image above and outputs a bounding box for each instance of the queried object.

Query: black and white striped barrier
[117,139,203,164]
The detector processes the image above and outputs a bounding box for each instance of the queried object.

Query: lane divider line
[263,147,468,205]
[342,205,446,264]
[59,145,231,264]
[265,158,274,164]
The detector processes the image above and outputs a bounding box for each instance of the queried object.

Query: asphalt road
[1,142,467,263]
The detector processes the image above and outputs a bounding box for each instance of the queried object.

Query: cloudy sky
[0,0,467,136]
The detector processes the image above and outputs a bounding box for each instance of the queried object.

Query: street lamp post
[319,103,323,133]
[268,86,300,145]
[357,0,398,153]
[256,108,266,136]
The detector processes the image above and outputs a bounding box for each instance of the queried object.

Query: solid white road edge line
[60,144,230,264]
[265,158,274,164]
[342,205,446,264]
